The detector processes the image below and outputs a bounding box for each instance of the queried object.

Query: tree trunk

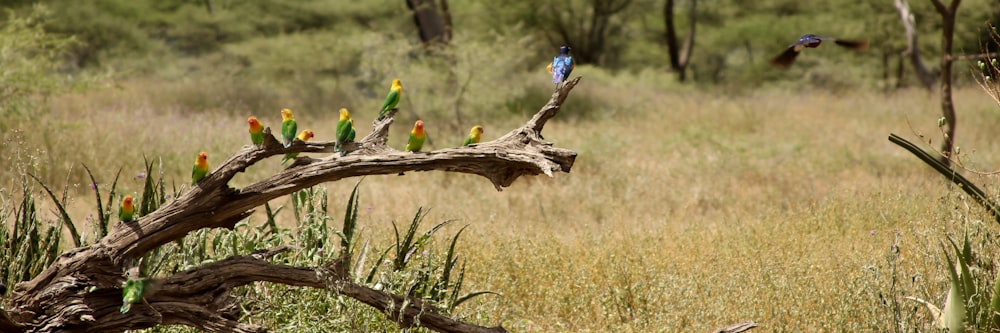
[406,0,451,44]
[930,0,961,166]
[893,0,936,89]
[0,78,585,332]
[663,0,697,82]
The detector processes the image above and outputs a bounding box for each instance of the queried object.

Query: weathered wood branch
[2,77,582,332]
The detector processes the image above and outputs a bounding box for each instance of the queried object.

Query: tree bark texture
[929,0,961,166]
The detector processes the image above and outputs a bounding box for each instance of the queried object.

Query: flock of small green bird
[116,46,580,314]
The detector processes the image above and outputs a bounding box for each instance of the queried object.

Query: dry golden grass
[5,73,1000,331]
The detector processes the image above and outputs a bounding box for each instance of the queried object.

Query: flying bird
[405,120,426,152]
[770,34,868,68]
[282,129,315,164]
[248,116,264,146]
[280,108,298,147]
[336,108,355,153]
[120,277,146,314]
[462,125,484,147]
[119,195,135,222]
[378,79,402,120]
[191,152,209,185]
[547,46,575,85]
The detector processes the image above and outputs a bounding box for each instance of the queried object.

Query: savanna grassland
[4,0,1000,332]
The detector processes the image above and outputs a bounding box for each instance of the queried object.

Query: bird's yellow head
[299,129,315,141]
[391,79,402,91]
[470,125,484,136]
[339,108,351,121]
[248,116,263,131]
[280,108,294,121]
[196,152,208,165]
[122,195,133,207]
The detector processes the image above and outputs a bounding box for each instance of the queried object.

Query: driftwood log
[0,77,582,333]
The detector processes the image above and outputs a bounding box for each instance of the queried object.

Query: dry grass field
[4,70,1000,331]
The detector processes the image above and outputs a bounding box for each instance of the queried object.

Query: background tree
[663,0,696,82]
[406,0,452,44]
[930,0,961,166]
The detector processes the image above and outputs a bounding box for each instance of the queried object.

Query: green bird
[120,277,146,314]
[377,79,402,120]
[462,125,484,146]
[248,116,264,146]
[280,108,298,147]
[119,195,135,222]
[405,120,426,152]
[282,129,315,164]
[336,108,355,152]
[191,152,209,185]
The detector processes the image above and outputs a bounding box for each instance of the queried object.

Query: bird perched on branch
[547,45,575,85]
[336,108,355,153]
[770,34,868,68]
[462,125,484,146]
[191,152,209,185]
[119,195,135,222]
[248,116,264,146]
[378,79,402,120]
[282,129,314,164]
[405,120,426,152]
[280,108,298,148]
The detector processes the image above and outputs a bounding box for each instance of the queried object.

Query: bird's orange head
[280,108,294,121]
[123,195,133,206]
[339,108,351,121]
[248,116,262,131]
[197,152,208,163]
[300,129,315,141]
[413,120,425,135]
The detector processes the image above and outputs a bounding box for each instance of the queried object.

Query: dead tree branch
[893,0,936,89]
[1,77,583,333]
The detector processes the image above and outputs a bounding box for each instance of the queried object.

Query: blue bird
[547,45,575,85]
[771,34,868,68]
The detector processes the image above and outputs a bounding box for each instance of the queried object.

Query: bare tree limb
[2,77,583,332]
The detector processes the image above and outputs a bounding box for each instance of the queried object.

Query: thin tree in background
[663,0,696,82]
[930,0,961,166]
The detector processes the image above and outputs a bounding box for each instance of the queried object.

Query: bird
[547,45,575,85]
[280,108,298,148]
[120,277,146,314]
[119,195,135,222]
[770,34,868,68]
[378,79,402,120]
[282,129,315,164]
[191,152,209,185]
[336,108,355,153]
[248,116,264,146]
[462,125,484,147]
[405,120,426,152]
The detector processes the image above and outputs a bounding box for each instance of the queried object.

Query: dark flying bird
[770,34,868,68]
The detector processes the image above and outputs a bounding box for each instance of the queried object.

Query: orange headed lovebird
[462,125,484,147]
[280,108,298,148]
[282,129,315,164]
[119,195,135,222]
[405,120,426,152]
[377,79,402,120]
[547,46,574,85]
[192,152,209,185]
[248,116,264,146]
[335,108,355,152]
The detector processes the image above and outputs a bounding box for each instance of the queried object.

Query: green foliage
[0,4,79,116]
[0,178,63,293]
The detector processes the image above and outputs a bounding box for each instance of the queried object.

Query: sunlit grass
[4,65,1000,331]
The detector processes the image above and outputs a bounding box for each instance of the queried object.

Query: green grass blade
[28,173,80,247]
